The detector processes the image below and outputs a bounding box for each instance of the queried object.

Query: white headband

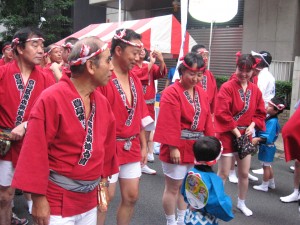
[69,43,108,66]
[251,50,270,66]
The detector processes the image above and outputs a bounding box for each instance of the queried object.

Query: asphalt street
[15,150,300,225]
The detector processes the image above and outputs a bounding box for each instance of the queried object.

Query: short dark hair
[143,48,150,62]
[270,97,286,115]
[1,42,11,52]
[12,27,44,56]
[110,29,141,55]
[257,50,272,68]
[193,136,221,162]
[178,52,204,76]
[191,44,206,53]
[236,53,256,72]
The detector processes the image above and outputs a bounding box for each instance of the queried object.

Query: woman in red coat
[215,53,266,217]
[154,52,214,225]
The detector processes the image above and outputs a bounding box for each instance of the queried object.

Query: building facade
[75,0,300,81]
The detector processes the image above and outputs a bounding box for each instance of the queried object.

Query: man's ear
[16,45,23,55]
[114,46,122,57]
[85,60,95,75]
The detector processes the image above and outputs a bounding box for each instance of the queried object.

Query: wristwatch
[24,122,28,131]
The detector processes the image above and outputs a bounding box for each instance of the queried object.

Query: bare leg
[263,166,271,182]
[117,178,140,225]
[162,176,184,225]
[24,192,32,214]
[97,182,117,225]
[0,186,14,225]
[294,160,300,189]
[176,189,187,225]
[217,155,233,184]
[236,154,251,200]
[142,131,156,174]
[236,154,253,216]
[146,131,154,155]
[280,160,300,202]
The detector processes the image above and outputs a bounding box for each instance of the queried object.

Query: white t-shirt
[257,67,275,108]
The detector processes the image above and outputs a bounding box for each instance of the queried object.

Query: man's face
[139,48,146,61]
[49,47,63,63]
[93,48,113,86]
[3,46,13,60]
[120,39,142,70]
[20,35,44,65]
[62,47,71,63]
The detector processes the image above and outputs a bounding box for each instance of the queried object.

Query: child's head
[267,97,286,116]
[193,136,222,166]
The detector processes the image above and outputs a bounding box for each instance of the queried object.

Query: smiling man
[12,36,118,225]
[0,27,55,225]
[97,29,154,225]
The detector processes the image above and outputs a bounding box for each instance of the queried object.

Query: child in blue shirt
[181,136,234,225]
[252,97,286,192]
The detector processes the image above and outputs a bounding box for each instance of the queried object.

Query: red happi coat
[132,62,167,119]
[0,60,55,166]
[98,71,153,165]
[0,58,12,66]
[12,76,118,217]
[198,69,218,114]
[214,79,266,154]
[0,58,5,66]
[282,107,300,162]
[62,65,71,78]
[40,64,57,83]
[154,80,214,164]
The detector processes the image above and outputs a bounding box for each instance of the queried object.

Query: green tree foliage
[0,0,74,45]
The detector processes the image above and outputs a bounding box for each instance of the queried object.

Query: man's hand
[10,122,27,141]
[31,194,50,225]
[140,146,147,166]
[50,62,63,81]
[152,50,163,63]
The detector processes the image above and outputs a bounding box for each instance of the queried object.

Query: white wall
[243,0,299,61]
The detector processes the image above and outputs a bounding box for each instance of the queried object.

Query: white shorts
[144,122,155,131]
[222,153,235,157]
[261,161,272,167]
[161,162,193,180]
[0,160,14,186]
[50,207,97,225]
[108,162,142,183]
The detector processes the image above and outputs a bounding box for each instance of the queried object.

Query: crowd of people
[0,26,299,225]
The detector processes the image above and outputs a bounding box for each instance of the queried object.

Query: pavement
[14,133,296,225]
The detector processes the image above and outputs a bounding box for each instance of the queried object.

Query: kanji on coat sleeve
[214,79,266,154]
[282,107,300,162]
[0,60,55,166]
[12,76,118,217]
[154,80,214,164]
[98,71,153,165]
[132,62,167,119]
